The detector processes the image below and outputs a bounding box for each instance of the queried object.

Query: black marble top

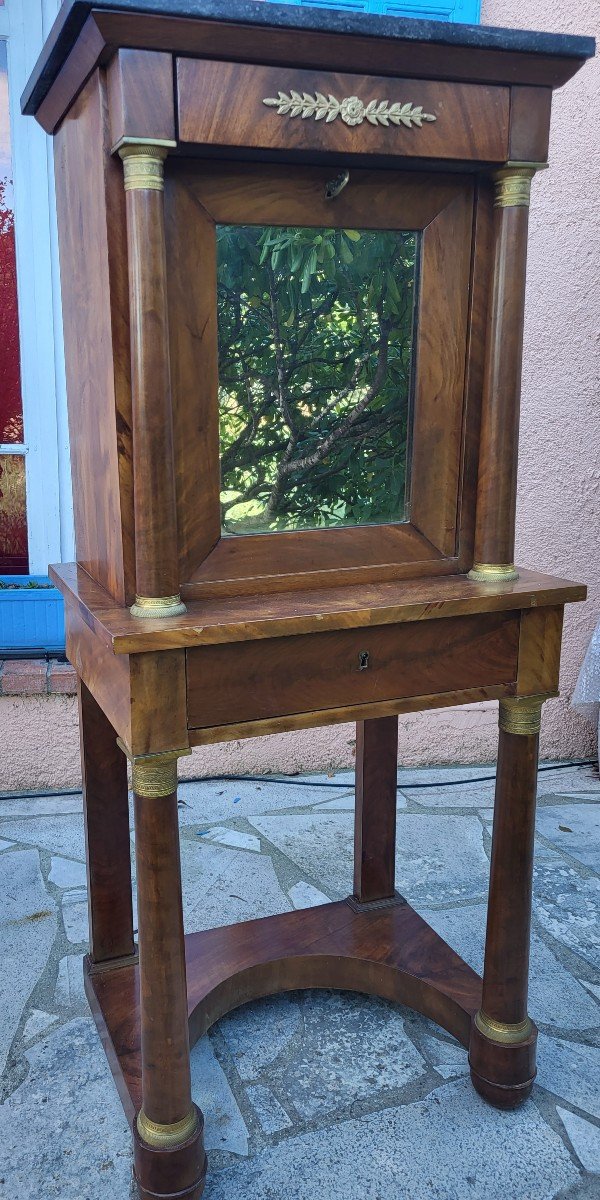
[22,0,595,116]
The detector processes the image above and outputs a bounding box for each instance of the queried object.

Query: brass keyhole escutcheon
[358,650,370,671]
[325,169,350,200]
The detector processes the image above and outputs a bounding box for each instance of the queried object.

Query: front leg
[469,695,546,1108]
[128,747,207,1200]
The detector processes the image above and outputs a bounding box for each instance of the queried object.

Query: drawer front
[187,611,519,730]
[177,60,509,163]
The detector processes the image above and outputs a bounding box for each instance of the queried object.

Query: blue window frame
[273,0,481,24]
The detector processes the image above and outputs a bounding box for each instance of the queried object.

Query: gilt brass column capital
[492,163,546,209]
[117,741,192,798]
[498,695,546,737]
[117,139,176,192]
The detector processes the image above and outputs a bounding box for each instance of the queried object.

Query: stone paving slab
[205,1078,581,1200]
[61,888,90,944]
[190,1036,249,1156]
[557,1108,600,1172]
[534,863,600,971]
[536,1034,600,1120]
[248,990,428,1121]
[177,780,344,827]
[180,840,293,932]
[0,762,598,1200]
[535,802,600,870]
[0,849,57,1078]
[0,794,83,818]
[54,953,88,1012]
[251,809,490,905]
[419,903,600,1031]
[49,856,87,889]
[0,1019,131,1199]
[0,813,86,860]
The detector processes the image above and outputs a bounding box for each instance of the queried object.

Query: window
[0,0,70,652]
[0,38,27,571]
[0,0,72,580]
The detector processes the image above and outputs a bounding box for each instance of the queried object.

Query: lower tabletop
[85,897,482,1124]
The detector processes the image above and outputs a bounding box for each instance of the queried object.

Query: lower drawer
[186,611,519,730]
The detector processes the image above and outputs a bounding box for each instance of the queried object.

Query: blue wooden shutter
[272,0,481,25]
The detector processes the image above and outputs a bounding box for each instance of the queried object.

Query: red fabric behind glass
[0,42,28,571]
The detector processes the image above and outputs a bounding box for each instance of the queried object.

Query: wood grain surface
[177,60,509,163]
[53,70,134,604]
[86,898,483,1123]
[185,611,519,727]
[473,201,530,567]
[31,9,589,134]
[51,561,586,654]
[353,717,399,904]
[78,681,135,965]
[123,165,181,601]
[167,162,474,592]
[107,48,175,147]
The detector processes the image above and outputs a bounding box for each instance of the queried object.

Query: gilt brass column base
[469,1011,537,1110]
[468,563,519,583]
[133,1102,207,1200]
[475,1009,533,1045]
[137,1108,198,1150]
[130,594,187,619]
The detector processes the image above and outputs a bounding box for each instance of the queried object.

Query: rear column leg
[349,716,404,910]
[469,695,546,1109]
[78,681,136,970]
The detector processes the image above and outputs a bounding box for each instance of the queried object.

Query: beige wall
[1,0,598,792]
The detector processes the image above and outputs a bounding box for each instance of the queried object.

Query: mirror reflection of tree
[217,225,418,535]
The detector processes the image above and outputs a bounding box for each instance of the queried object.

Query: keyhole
[358,650,370,671]
[325,169,350,200]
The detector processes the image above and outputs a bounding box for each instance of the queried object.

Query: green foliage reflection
[217,224,418,534]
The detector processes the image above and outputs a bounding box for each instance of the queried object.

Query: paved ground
[0,761,599,1200]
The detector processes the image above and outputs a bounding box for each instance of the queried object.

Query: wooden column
[469,166,541,583]
[119,141,186,619]
[129,748,206,1199]
[352,716,400,907]
[470,694,545,1109]
[78,681,135,966]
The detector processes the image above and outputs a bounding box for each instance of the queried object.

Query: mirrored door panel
[168,163,475,592]
[217,224,419,536]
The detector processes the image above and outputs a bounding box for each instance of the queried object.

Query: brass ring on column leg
[137,1108,198,1150]
[498,695,545,736]
[116,740,192,798]
[475,1010,533,1044]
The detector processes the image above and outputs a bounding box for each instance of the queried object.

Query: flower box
[0,575,65,654]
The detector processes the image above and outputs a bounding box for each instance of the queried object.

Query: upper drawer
[176,60,510,164]
[186,610,519,730]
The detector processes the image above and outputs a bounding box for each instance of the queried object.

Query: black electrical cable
[191,759,598,791]
[1,758,596,801]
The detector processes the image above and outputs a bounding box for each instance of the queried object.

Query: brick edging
[0,659,77,696]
